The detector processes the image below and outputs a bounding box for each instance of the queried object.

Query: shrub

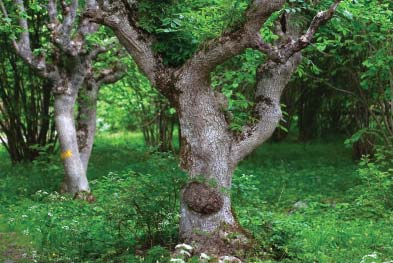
[351,146,393,218]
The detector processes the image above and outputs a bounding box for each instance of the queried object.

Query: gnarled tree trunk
[175,53,301,256]
[177,86,238,254]
[90,0,341,257]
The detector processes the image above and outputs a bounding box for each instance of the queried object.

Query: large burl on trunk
[176,86,244,255]
[174,54,302,256]
[89,0,342,257]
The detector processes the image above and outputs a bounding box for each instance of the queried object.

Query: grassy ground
[0,133,392,263]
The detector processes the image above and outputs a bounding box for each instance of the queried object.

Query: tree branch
[78,0,98,37]
[95,64,125,86]
[60,0,78,38]
[231,54,301,165]
[0,0,48,76]
[49,0,99,56]
[181,0,286,79]
[277,0,342,61]
[244,0,286,34]
[89,44,109,60]
[230,1,341,164]
[0,0,17,51]
[14,0,30,51]
[48,0,58,25]
[50,0,82,55]
[84,0,166,87]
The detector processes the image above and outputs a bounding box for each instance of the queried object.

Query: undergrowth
[0,133,392,262]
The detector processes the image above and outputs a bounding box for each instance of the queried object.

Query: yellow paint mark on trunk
[61,150,73,160]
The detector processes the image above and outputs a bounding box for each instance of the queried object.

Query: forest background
[0,0,392,262]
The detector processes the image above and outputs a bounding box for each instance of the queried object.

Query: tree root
[182,223,253,260]
[73,191,96,203]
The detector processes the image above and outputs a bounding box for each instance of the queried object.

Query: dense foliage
[0,0,393,262]
[0,0,57,162]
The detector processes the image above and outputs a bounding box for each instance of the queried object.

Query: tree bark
[55,91,90,194]
[272,82,299,142]
[77,84,99,172]
[176,84,241,255]
[176,54,302,256]
[56,64,123,195]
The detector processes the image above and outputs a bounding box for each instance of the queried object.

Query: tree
[293,0,393,157]
[87,0,341,256]
[0,0,123,195]
[0,23,57,163]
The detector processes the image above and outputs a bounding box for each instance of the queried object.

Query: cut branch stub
[183,182,224,214]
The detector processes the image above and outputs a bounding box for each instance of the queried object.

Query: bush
[351,146,393,218]
[0,152,187,263]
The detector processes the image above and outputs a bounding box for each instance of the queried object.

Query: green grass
[0,133,392,263]
[232,142,393,263]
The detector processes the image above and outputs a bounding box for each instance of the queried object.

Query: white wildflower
[360,252,378,263]
[200,253,211,261]
[61,225,70,230]
[179,250,191,257]
[175,243,193,251]
[28,205,38,211]
[218,256,242,263]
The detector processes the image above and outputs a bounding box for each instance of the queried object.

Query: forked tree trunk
[177,54,302,256]
[55,70,119,198]
[0,0,121,199]
[177,24,300,249]
[55,91,90,194]
[175,81,249,256]
[89,0,341,257]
